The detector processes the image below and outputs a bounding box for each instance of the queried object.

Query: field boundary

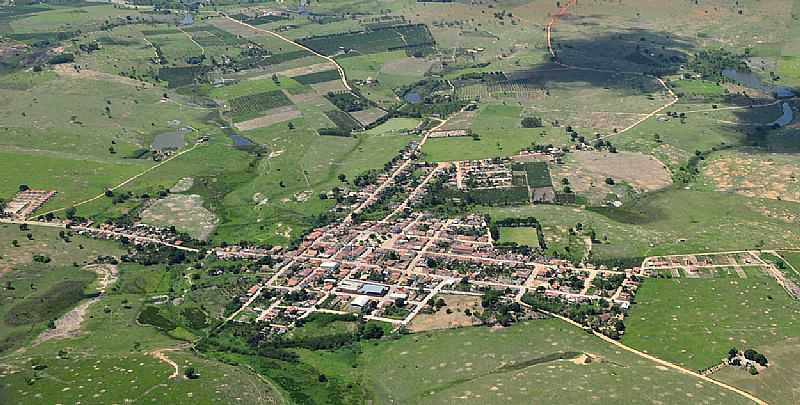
[222,16,352,92]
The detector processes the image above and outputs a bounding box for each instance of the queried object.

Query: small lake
[722,69,796,98]
[769,102,794,128]
[404,92,422,104]
[151,127,191,151]
[229,134,255,147]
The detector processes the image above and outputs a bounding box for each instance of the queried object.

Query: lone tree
[184,367,199,379]
[521,116,543,128]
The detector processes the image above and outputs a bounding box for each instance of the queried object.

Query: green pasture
[209,76,304,100]
[360,319,753,404]
[481,189,800,262]
[714,336,800,405]
[624,267,800,371]
[422,104,569,161]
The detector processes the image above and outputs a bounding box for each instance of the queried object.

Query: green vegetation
[293,69,342,85]
[228,90,293,121]
[299,24,435,57]
[423,105,568,161]
[360,319,752,404]
[209,76,304,100]
[512,161,553,188]
[624,267,800,371]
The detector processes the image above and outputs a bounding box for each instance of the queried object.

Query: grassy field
[0,224,124,353]
[714,336,800,405]
[623,267,800,371]
[481,188,800,262]
[359,319,754,404]
[209,77,304,100]
[422,104,569,161]
[0,68,223,211]
[0,292,281,404]
[780,251,800,270]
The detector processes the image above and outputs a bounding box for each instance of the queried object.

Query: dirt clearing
[139,194,218,240]
[381,57,436,76]
[235,106,302,131]
[409,294,480,332]
[350,108,388,127]
[278,61,339,78]
[703,151,800,202]
[53,64,154,88]
[572,151,672,191]
[311,79,349,94]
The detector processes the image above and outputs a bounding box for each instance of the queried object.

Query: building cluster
[227,209,644,331]
[456,159,514,190]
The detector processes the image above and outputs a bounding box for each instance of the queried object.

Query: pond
[722,69,796,98]
[229,134,255,147]
[404,92,422,104]
[769,102,794,128]
[151,127,191,151]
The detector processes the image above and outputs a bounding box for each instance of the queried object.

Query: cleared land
[702,150,800,202]
[140,194,218,241]
[234,106,302,131]
[408,294,480,332]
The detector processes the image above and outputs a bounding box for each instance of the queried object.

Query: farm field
[623,267,800,371]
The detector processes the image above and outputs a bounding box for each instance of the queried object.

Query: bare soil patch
[311,79,349,94]
[572,151,672,191]
[704,152,800,202]
[350,108,388,127]
[34,264,118,345]
[234,106,302,131]
[437,110,477,131]
[140,194,218,240]
[169,177,194,193]
[53,64,154,88]
[278,61,338,78]
[409,294,480,332]
[380,57,436,76]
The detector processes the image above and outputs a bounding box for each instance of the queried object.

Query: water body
[769,102,794,128]
[151,127,191,151]
[404,92,422,104]
[722,69,796,99]
[229,134,255,147]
